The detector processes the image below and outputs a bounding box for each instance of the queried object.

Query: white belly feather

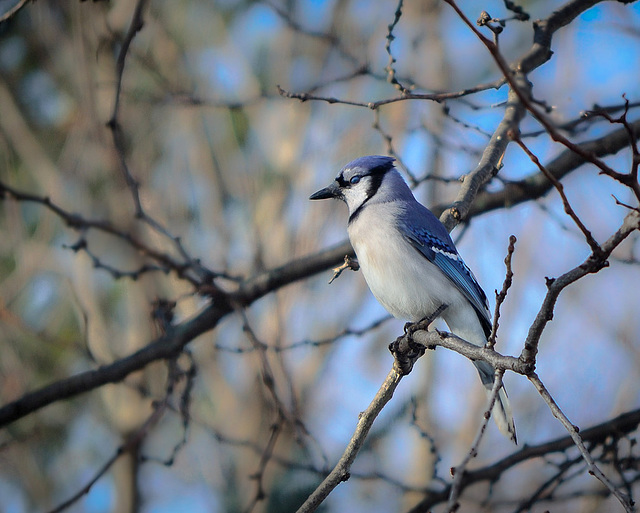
[348,204,486,346]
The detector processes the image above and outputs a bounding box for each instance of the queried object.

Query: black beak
[309,182,341,200]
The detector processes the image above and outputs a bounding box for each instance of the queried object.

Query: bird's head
[310,156,405,218]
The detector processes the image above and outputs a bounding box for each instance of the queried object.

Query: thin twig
[384,0,409,94]
[465,119,640,219]
[408,408,640,512]
[448,369,505,511]
[295,367,404,513]
[108,0,149,125]
[296,306,446,512]
[588,96,640,186]
[277,80,507,110]
[47,369,176,513]
[0,181,202,285]
[487,235,517,349]
[528,373,634,512]
[106,0,214,284]
[520,209,640,366]
[328,255,360,284]
[512,133,602,254]
[443,0,639,202]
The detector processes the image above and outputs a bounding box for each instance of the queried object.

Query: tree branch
[520,209,640,365]
[528,372,634,512]
[408,407,640,512]
[465,119,640,217]
[295,368,404,513]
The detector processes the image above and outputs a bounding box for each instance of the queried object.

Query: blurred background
[0,0,639,512]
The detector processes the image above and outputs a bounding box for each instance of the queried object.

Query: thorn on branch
[476,10,503,44]
[328,255,360,284]
[612,194,640,213]
[477,11,504,31]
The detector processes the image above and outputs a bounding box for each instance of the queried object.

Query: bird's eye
[350,176,361,185]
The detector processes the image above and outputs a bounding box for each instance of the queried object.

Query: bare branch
[520,209,640,365]
[528,373,634,512]
[488,235,517,349]
[447,369,506,511]
[46,354,191,513]
[296,306,447,512]
[439,76,528,231]
[444,0,637,200]
[108,0,149,126]
[408,408,640,512]
[0,181,203,286]
[295,368,404,513]
[466,119,640,218]
[511,132,602,253]
[277,81,508,110]
[384,0,410,94]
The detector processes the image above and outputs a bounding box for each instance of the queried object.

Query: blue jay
[310,155,516,443]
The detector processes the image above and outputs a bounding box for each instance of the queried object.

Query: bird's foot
[389,334,425,375]
[403,321,417,337]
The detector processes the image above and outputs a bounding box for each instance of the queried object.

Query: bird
[310,155,516,443]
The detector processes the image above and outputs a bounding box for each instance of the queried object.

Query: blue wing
[397,205,492,335]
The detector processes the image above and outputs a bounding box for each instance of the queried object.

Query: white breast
[347,202,485,345]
